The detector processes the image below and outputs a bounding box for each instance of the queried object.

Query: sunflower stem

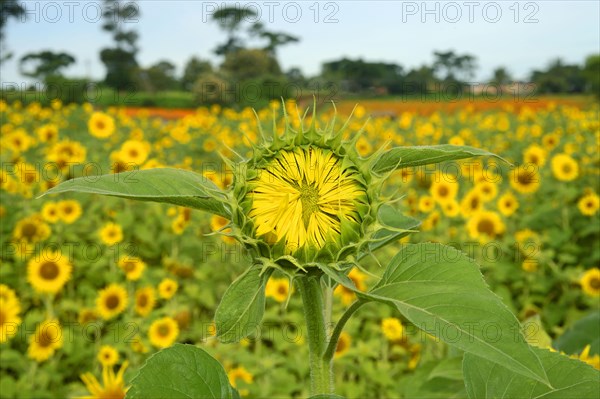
[297,275,333,396]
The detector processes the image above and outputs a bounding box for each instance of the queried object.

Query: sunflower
[134,287,156,317]
[80,362,129,399]
[578,193,600,216]
[542,132,560,149]
[36,124,59,142]
[58,200,82,223]
[510,165,540,194]
[118,140,150,166]
[418,195,435,213]
[41,202,60,223]
[27,250,72,294]
[88,112,115,138]
[28,319,63,362]
[475,181,498,202]
[467,210,506,242]
[158,278,178,300]
[247,146,367,256]
[0,298,21,343]
[227,366,254,388]
[210,215,236,244]
[523,144,547,167]
[78,308,99,325]
[148,317,179,348]
[381,317,404,342]
[572,345,600,370]
[522,259,538,272]
[97,345,119,367]
[334,268,367,305]
[441,200,460,218]
[265,278,290,303]
[551,154,579,181]
[96,284,128,320]
[460,190,484,217]
[118,256,146,281]
[497,192,519,217]
[2,128,33,153]
[335,331,351,358]
[13,214,51,246]
[99,222,123,246]
[47,139,87,170]
[0,284,18,304]
[580,268,600,298]
[430,179,458,204]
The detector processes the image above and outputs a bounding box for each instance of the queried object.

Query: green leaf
[523,314,553,349]
[41,168,230,217]
[215,266,272,343]
[371,144,501,175]
[331,243,551,385]
[554,311,600,355]
[126,344,235,399]
[463,348,600,399]
[309,395,345,399]
[428,356,464,381]
[365,204,421,254]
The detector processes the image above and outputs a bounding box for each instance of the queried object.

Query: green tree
[0,0,25,62]
[19,51,76,81]
[181,57,213,91]
[99,0,140,90]
[583,54,600,98]
[433,50,477,83]
[530,59,585,94]
[490,67,512,85]
[212,7,257,56]
[142,60,178,92]
[221,48,281,81]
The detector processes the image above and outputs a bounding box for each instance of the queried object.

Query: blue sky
[1,1,599,84]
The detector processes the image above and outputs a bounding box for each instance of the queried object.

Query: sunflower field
[1,98,599,398]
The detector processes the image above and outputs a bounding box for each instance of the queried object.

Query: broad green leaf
[366,204,421,254]
[398,359,467,399]
[463,348,600,399]
[428,356,464,381]
[126,344,234,399]
[330,243,550,385]
[554,311,600,356]
[41,168,230,217]
[215,266,272,343]
[371,144,500,175]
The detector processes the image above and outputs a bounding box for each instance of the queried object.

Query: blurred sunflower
[134,287,156,317]
[475,181,498,202]
[97,284,128,320]
[334,268,367,305]
[118,140,150,166]
[27,250,72,294]
[497,192,519,217]
[381,317,404,342]
[80,362,129,399]
[28,319,63,362]
[265,278,290,303]
[467,210,505,242]
[0,297,21,343]
[551,154,579,182]
[99,222,123,246]
[148,317,179,348]
[88,112,115,138]
[158,278,178,300]
[510,165,540,194]
[523,144,547,167]
[36,124,59,142]
[578,192,599,216]
[58,199,83,223]
[335,331,352,358]
[13,214,51,247]
[429,179,458,204]
[227,366,253,390]
[580,268,600,298]
[118,256,146,281]
[571,345,600,370]
[97,345,119,367]
[418,195,435,213]
[41,201,60,223]
[441,200,460,217]
[460,190,484,217]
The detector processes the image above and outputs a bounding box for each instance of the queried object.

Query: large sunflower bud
[232,112,376,269]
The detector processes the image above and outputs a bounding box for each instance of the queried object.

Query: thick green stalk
[297,275,333,396]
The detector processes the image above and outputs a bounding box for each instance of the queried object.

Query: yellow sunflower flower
[578,193,599,216]
[497,192,519,217]
[418,195,435,213]
[99,222,123,246]
[381,317,404,342]
[523,144,547,167]
[134,287,156,317]
[247,146,366,256]
[265,278,290,303]
[97,345,119,367]
[118,140,150,166]
[27,250,72,294]
[88,112,115,138]
[460,190,484,217]
[13,214,51,247]
[580,268,600,298]
[158,278,178,300]
[28,319,63,362]
[36,124,59,142]
[441,200,460,217]
[58,199,82,224]
[148,317,179,348]
[334,331,352,358]
[227,366,254,388]
[118,256,146,281]
[510,165,540,194]
[467,210,506,242]
[41,202,60,223]
[475,181,498,202]
[96,284,128,320]
[0,298,21,343]
[551,154,579,182]
[80,362,129,399]
[429,179,459,204]
[571,345,600,370]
